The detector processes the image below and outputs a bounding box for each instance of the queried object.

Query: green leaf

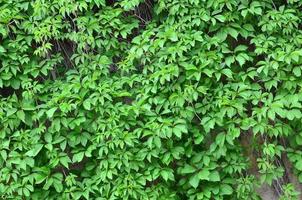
[0,150,7,160]
[53,180,63,192]
[225,56,235,67]
[234,45,248,52]
[154,137,161,148]
[23,188,30,197]
[161,170,173,181]
[228,28,238,39]
[167,30,178,42]
[299,173,302,183]
[60,156,70,168]
[236,54,246,66]
[83,99,91,110]
[35,173,48,184]
[287,109,302,120]
[44,132,52,143]
[221,69,233,78]
[296,135,302,145]
[243,24,255,32]
[203,156,210,166]
[26,144,43,157]
[293,67,301,77]
[267,110,275,120]
[189,174,200,188]
[17,110,25,122]
[209,171,220,182]
[215,15,226,22]
[181,164,196,174]
[72,152,85,163]
[198,169,210,180]
[0,45,6,53]
[173,124,187,138]
[295,160,302,171]
[220,184,233,195]
[7,108,17,116]
[215,133,225,146]
[46,108,57,118]
[43,178,53,190]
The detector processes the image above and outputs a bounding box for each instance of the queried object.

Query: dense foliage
[1,0,302,199]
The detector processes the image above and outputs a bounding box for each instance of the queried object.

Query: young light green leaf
[220,184,233,195]
[46,108,57,118]
[189,174,200,189]
[209,171,220,182]
[26,144,44,157]
[198,169,210,180]
[181,164,196,174]
[17,110,25,122]
[83,99,91,110]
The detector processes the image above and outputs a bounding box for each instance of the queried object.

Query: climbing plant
[1,0,302,199]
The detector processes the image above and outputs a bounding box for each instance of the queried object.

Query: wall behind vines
[1,0,302,199]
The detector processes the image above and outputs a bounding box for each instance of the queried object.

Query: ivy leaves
[1,0,302,199]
